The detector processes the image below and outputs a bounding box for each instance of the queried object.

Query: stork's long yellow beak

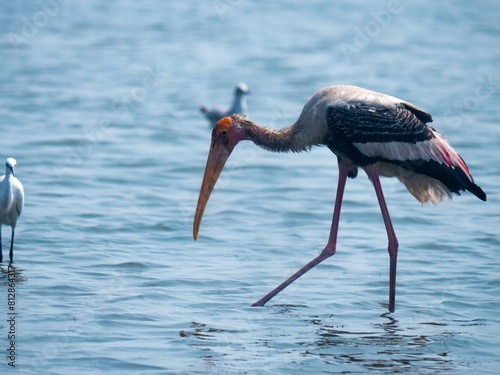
[193,118,236,241]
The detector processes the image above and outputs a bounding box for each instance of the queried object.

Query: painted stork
[200,83,250,126]
[193,85,486,311]
[0,158,24,263]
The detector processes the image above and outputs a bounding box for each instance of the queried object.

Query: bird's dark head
[193,117,239,241]
[235,83,250,96]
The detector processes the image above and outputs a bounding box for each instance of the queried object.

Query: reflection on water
[311,313,454,372]
[0,264,26,286]
[180,306,474,374]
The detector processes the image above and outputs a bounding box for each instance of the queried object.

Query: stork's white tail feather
[373,162,452,205]
[354,134,471,181]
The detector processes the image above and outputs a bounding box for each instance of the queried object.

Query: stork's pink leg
[368,170,399,312]
[252,166,349,307]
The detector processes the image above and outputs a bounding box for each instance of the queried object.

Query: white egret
[0,158,24,263]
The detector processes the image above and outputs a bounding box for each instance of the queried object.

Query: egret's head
[6,158,17,176]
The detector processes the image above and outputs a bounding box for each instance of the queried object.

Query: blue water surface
[0,0,499,374]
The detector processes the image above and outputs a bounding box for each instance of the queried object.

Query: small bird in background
[0,158,24,263]
[200,83,250,126]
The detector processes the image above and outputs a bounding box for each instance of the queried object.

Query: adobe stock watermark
[8,0,69,52]
[212,0,243,20]
[438,74,496,130]
[340,0,406,63]
[6,264,17,368]
[52,63,168,180]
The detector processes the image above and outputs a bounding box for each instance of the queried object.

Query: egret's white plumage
[200,83,250,126]
[0,158,24,263]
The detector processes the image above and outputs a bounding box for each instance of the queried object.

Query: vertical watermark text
[6,264,17,367]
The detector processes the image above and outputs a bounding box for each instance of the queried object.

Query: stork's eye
[221,130,228,138]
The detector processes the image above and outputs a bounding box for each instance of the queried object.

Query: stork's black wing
[325,103,486,201]
[325,104,434,164]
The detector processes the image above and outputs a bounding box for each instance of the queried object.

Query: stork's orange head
[193,117,240,241]
[210,117,236,153]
